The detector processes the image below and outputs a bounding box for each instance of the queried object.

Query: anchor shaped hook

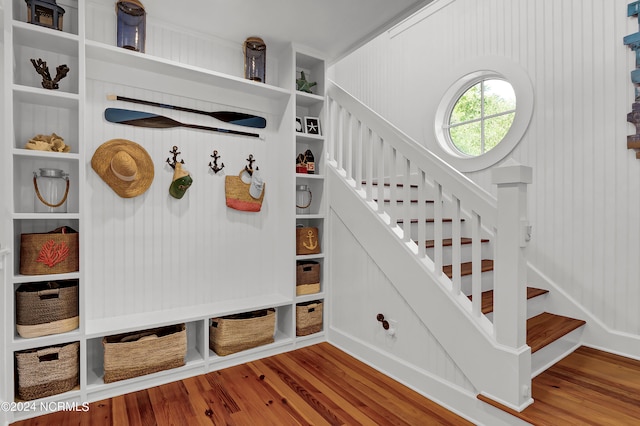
[244,154,256,176]
[166,146,185,169]
[209,150,225,174]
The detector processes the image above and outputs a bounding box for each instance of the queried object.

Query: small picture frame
[304,117,321,135]
[296,116,304,133]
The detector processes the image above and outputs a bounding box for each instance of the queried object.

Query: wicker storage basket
[16,281,79,338]
[209,309,275,356]
[102,323,187,383]
[20,226,79,275]
[296,261,320,295]
[296,226,320,255]
[296,301,323,336]
[15,341,79,401]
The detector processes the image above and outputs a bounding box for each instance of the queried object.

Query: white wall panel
[331,0,640,334]
[84,78,288,321]
[329,210,474,392]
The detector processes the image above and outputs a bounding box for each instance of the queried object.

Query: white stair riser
[425,242,493,265]
[402,221,469,240]
[483,293,549,322]
[376,201,455,220]
[455,270,495,295]
[531,326,584,378]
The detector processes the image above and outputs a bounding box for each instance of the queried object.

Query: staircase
[372,180,586,369]
[326,80,587,412]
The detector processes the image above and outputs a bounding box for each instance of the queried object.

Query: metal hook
[244,154,256,176]
[209,150,225,174]
[166,145,185,169]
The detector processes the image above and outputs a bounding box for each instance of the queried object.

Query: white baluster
[402,156,411,243]
[471,211,482,318]
[451,196,462,296]
[345,112,353,181]
[434,182,443,275]
[355,119,363,192]
[417,170,427,258]
[388,146,397,226]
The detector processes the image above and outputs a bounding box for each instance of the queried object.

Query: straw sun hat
[91,139,154,198]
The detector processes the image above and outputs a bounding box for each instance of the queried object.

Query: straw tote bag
[225,169,265,212]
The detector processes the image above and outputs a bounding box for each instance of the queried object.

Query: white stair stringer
[329,168,534,412]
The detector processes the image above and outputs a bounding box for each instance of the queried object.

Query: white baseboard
[327,327,532,426]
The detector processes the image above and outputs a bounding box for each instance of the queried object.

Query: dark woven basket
[296,261,320,295]
[15,342,79,401]
[210,309,276,356]
[16,281,79,338]
[103,324,187,383]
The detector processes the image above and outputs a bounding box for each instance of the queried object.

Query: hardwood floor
[11,342,471,426]
[479,346,640,425]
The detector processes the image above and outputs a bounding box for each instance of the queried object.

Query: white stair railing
[327,81,534,411]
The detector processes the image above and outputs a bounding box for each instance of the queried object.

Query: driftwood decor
[30,58,69,90]
[625,2,640,159]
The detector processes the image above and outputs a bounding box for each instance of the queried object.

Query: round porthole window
[433,58,534,172]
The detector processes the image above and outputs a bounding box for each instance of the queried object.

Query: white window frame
[433,57,534,172]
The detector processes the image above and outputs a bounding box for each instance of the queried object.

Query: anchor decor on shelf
[296,225,320,255]
[30,58,69,90]
[624,2,640,159]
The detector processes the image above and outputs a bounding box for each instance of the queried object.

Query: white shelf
[296,132,325,142]
[11,329,81,352]
[85,40,291,104]
[13,271,80,284]
[13,213,80,220]
[12,149,80,161]
[85,294,293,338]
[296,173,325,180]
[296,91,325,107]
[13,84,79,108]
[13,21,79,56]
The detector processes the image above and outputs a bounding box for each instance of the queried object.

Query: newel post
[491,160,532,349]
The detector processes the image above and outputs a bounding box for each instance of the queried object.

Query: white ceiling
[149,0,433,64]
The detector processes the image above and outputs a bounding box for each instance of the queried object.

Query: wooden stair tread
[363,181,419,188]
[443,260,493,278]
[527,312,586,353]
[373,198,434,203]
[397,218,460,224]
[469,287,549,314]
[422,238,489,248]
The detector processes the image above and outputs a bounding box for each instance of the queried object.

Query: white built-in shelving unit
[1,0,328,422]
[293,50,327,331]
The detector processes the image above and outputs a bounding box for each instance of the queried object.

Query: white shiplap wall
[330,0,640,335]
[82,2,293,321]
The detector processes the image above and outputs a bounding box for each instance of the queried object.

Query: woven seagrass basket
[16,281,79,338]
[296,301,323,336]
[296,261,320,295]
[20,226,79,275]
[102,323,186,383]
[209,309,275,356]
[15,341,79,401]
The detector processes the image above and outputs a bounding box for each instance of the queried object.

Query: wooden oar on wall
[107,94,267,129]
[104,108,262,139]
